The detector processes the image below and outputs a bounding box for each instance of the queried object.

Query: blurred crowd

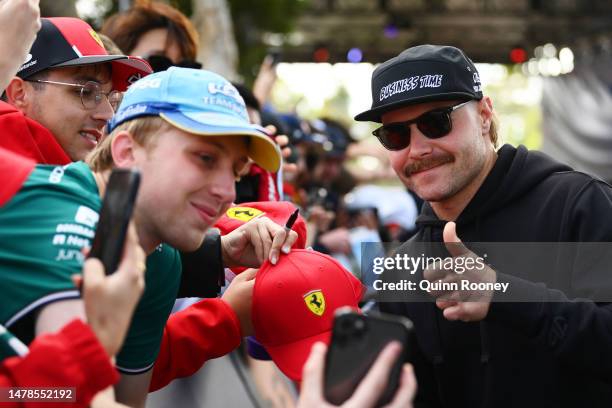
[3,1,610,407]
[0,1,417,407]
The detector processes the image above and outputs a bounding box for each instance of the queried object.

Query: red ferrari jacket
[0,299,242,404]
[149,298,242,391]
[0,320,119,407]
[0,148,35,207]
[0,101,70,165]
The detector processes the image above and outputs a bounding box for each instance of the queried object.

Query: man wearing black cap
[356,45,612,406]
[0,17,152,164]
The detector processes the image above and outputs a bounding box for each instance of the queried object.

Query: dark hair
[232,83,260,112]
[101,1,199,61]
[260,110,288,135]
[23,71,49,91]
[1,70,49,101]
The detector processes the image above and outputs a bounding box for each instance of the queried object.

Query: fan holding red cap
[214,201,308,276]
[252,249,365,381]
[215,201,364,380]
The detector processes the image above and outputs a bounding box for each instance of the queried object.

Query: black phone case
[268,50,282,66]
[324,308,414,406]
[88,168,140,274]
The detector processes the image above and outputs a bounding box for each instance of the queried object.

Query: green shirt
[0,162,181,373]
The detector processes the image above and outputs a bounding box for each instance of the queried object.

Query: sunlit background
[62,0,612,182]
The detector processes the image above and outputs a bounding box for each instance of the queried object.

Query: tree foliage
[54,0,306,83]
[228,0,307,83]
[40,0,77,17]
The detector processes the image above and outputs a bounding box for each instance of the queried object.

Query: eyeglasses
[26,79,123,111]
[372,100,471,151]
[145,55,203,73]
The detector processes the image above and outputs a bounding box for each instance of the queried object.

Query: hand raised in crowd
[0,0,41,90]
[318,227,352,255]
[253,55,278,108]
[298,342,416,408]
[74,223,146,357]
[264,124,298,175]
[307,205,335,232]
[221,268,257,336]
[423,222,497,322]
[221,216,298,267]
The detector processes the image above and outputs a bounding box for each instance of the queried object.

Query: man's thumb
[443,222,469,257]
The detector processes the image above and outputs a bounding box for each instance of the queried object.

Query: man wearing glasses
[355,45,612,406]
[0,17,152,164]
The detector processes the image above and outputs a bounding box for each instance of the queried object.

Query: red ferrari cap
[252,249,364,381]
[17,18,152,92]
[215,201,307,249]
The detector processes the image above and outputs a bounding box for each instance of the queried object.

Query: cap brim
[264,331,332,381]
[354,91,480,123]
[160,111,282,172]
[52,54,126,68]
[53,55,153,92]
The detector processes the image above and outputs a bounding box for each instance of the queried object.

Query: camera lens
[353,317,367,339]
[354,318,365,331]
[340,318,354,334]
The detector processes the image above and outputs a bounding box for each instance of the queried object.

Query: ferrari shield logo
[226,207,264,222]
[304,290,325,316]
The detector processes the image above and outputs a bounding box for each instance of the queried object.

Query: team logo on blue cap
[208,82,240,99]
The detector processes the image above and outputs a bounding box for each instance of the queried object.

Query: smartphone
[324,307,414,406]
[268,49,282,66]
[88,168,141,274]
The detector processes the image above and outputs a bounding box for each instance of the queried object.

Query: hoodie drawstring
[480,321,493,407]
[417,214,449,406]
[418,209,495,407]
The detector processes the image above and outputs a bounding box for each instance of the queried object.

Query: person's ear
[479,96,494,135]
[5,77,30,111]
[111,131,138,168]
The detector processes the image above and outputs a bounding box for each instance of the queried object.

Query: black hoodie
[381,144,612,407]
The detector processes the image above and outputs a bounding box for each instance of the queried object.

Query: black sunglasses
[146,55,203,73]
[372,100,471,151]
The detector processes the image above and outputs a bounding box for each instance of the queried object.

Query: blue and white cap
[108,67,281,172]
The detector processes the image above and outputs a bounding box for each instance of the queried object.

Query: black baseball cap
[17,18,152,92]
[355,45,483,123]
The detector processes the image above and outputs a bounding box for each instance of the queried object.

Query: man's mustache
[404,154,454,176]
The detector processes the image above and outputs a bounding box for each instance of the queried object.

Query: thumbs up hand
[422,222,497,322]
